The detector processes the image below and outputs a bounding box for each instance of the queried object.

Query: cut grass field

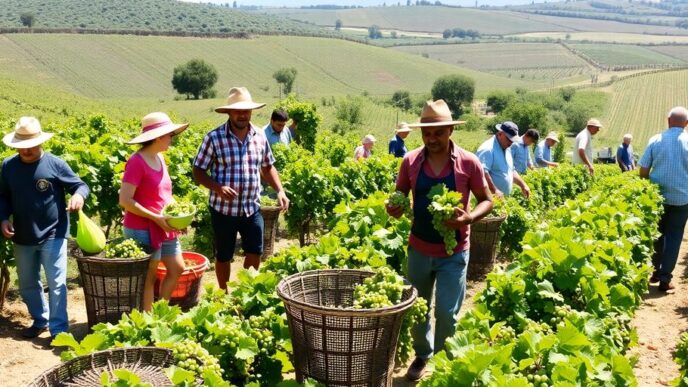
[569,43,686,67]
[514,32,688,44]
[257,5,688,36]
[0,33,530,102]
[600,69,688,149]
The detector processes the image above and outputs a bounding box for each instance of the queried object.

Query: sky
[181,1,549,7]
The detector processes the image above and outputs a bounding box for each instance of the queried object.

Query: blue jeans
[407,246,469,359]
[14,238,68,335]
[123,227,181,260]
[652,203,688,283]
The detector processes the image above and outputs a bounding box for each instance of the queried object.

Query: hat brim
[395,128,412,133]
[546,136,559,142]
[126,123,189,145]
[407,120,465,128]
[3,132,53,149]
[215,101,266,112]
[495,124,522,144]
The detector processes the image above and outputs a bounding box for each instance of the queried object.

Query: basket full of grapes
[163,200,196,230]
[74,238,151,328]
[277,268,418,386]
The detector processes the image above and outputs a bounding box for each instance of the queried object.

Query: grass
[257,5,688,36]
[513,32,688,44]
[647,45,688,63]
[391,42,591,84]
[0,0,321,35]
[599,69,688,150]
[569,43,686,67]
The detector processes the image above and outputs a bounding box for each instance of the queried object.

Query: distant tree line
[442,28,480,39]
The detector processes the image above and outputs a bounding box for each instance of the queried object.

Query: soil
[2,232,686,386]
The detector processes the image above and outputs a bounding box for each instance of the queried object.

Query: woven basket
[468,215,506,280]
[28,347,173,387]
[277,269,417,387]
[261,206,281,260]
[75,251,151,328]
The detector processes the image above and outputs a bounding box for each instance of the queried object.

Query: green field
[0,34,529,103]
[648,45,688,63]
[514,31,688,44]
[569,43,686,67]
[600,69,688,149]
[257,5,688,36]
[0,0,321,35]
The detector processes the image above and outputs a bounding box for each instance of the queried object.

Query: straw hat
[586,118,603,128]
[545,131,559,142]
[407,100,465,128]
[395,122,412,133]
[215,87,266,113]
[126,112,188,145]
[363,134,377,144]
[3,117,54,149]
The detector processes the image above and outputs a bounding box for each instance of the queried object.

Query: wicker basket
[75,251,151,328]
[277,269,417,387]
[468,215,506,280]
[261,206,281,260]
[28,347,174,387]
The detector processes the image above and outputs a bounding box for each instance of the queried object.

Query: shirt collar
[226,120,257,139]
[395,134,405,142]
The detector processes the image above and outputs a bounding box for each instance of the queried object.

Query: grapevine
[426,183,463,255]
[387,190,412,219]
[170,339,223,380]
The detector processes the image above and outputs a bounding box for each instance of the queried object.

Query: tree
[485,91,514,114]
[558,86,576,102]
[498,102,548,135]
[335,19,342,30]
[333,96,364,134]
[431,74,475,116]
[391,90,412,111]
[443,29,452,39]
[553,131,566,163]
[171,59,218,100]
[368,25,382,39]
[19,13,34,28]
[273,67,298,96]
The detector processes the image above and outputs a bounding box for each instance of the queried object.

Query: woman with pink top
[119,112,188,311]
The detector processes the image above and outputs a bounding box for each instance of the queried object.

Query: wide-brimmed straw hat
[215,87,266,113]
[495,121,522,144]
[395,122,412,133]
[586,118,603,128]
[363,134,377,144]
[545,131,559,142]
[407,100,465,128]
[3,117,54,149]
[126,112,188,145]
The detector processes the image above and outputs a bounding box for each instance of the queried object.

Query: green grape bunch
[353,267,408,309]
[171,339,223,379]
[104,238,147,259]
[426,183,463,255]
[386,190,412,219]
[163,200,195,217]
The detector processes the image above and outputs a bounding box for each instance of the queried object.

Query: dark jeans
[652,203,688,283]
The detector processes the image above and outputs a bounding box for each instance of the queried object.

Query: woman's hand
[154,214,175,233]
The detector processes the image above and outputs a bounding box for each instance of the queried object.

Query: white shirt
[572,128,592,165]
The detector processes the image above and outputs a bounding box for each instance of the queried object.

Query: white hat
[586,118,603,128]
[126,112,188,145]
[545,131,559,142]
[363,134,377,144]
[395,122,412,133]
[3,117,54,149]
[215,87,266,113]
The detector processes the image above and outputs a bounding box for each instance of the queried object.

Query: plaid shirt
[194,121,275,216]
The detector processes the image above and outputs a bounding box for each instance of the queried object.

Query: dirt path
[631,231,688,386]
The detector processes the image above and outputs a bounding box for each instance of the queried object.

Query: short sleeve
[193,134,215,170]
[262,137,275,168]
[396,156,411,194]
[476,147,493,173]
[578,132,589,150]
[638,141,654,169]
[122,154,144,186]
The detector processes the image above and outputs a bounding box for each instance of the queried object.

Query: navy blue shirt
[0,153,90,245]
[388,135,407,158]
[411,164,457,244]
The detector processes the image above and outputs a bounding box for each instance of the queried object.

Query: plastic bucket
[154,251,209,310]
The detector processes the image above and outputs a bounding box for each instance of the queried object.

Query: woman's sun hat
[3,116,54,149]
[215,87,266,113]
[363,134,377,144]
[126,112,188,145]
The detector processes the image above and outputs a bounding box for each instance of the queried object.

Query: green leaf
[556,322,591,354]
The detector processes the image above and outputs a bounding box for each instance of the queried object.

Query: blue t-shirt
[0,153,90,245]
[617,143,634,170]
[388,135,407,158]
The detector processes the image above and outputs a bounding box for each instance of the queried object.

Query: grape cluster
[164,200,195,217]
[387,190,412,218]
[493,325,515,345]
[171,339,222,379]
[260,196,278,207]
[426,184,463,255]
[353,267,407,309]
[104,238,147,258]
[397,296,429,365]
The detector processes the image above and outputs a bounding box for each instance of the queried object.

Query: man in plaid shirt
[193,87,289,290]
